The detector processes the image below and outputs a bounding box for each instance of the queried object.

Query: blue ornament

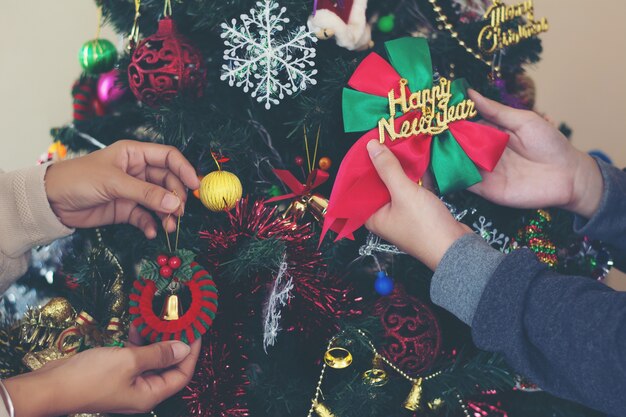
[374,271,394,296]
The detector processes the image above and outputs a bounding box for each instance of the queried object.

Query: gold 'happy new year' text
[377,78,477,143]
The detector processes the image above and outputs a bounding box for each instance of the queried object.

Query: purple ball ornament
[97,69,127,105]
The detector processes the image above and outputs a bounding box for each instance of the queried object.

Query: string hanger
[128,0,142,48]
[303,125,321,174]
[95,6,103,39]
[164,190,183,253]
[163,0,173,17]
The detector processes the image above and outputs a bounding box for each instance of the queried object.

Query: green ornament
[377,14,395,33]
[79,39,117,74]
[268,185,282,198]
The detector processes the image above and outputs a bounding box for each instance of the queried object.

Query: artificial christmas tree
[0,0,615,416]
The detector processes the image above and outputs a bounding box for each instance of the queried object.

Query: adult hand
[4,335,201,417]
[45,140,201,238]
[468,90,603,219]
[364,141,470,270]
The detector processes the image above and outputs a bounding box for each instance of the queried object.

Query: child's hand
[4,337,201,417]
[44,140,201,238]
[365,141,470,270]
[468,90,604,219]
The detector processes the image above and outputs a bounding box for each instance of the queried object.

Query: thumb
[367,140,415,198]
[133,341,191,372]
[113,174,182,215]
[468,89,531,132]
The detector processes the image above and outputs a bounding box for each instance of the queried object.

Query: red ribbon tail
[320,120,432,244]
[449,121,509,172]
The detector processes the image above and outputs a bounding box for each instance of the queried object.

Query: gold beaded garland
[199,171,243,212]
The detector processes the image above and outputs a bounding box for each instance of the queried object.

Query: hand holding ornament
[364,141,471,270]
[44,140,200,238]
[4,330,200,417]
[467,90,604,219]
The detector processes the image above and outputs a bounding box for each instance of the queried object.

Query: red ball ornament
[156,254,169,266]
[294,156,305,167]
[318,157,332,171]
[160,265,173,278]
[373,285,441,375]
[168,256,182,269]
[128,17,207,107]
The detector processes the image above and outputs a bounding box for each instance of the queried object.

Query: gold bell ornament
[362,354,389,387]
[161,288,183,321]
[266,169,330,224]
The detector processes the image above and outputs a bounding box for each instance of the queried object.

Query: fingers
[127,205,158,239]
[468,89,533,132]
[366,140,416,200]
[113,174,182,215]
[120,141,200,191]
[127,325,147,347]
[141,339,201,400]
[133,341,191,373]
[145,167,188,205]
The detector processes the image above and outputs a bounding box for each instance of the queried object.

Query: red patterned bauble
[373,285,441,375]
[128,17,207,107]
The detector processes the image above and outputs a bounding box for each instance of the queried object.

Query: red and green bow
[321,37,509,241]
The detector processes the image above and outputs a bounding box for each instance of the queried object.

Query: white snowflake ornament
[221,0,318,109]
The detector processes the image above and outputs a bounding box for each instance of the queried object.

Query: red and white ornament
[128,17,207,107]
[307,0,372,51]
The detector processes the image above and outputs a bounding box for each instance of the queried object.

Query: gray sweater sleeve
[573,159,626,253]
[430,161,626,414]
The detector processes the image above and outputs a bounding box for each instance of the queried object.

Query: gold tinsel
[19,297,77,351]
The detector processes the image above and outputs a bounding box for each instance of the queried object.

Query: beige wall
[0,2,114,170]
[527,0,626,168]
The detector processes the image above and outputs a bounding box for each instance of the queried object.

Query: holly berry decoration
[129,249,218,344]
[79,39,118,74]
[156,254,169,266]
[168,256,182,269]
[160,265,173,278]
[128,17,207,107]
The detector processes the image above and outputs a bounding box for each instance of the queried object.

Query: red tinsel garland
[201,198,350,336]
[187,198,358,417]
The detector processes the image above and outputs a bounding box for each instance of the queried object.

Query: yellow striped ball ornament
[199,171,243,212]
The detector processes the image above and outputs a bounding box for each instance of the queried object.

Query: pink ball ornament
[97,69,127,105]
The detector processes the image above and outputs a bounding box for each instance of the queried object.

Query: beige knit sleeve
[0,164,73,292]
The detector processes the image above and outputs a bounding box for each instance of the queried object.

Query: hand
[45,140,201,238]
[468,90,603,219]
[365,141,470,270]
[4,334,201,417]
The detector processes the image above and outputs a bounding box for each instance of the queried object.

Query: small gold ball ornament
[199,170,243,212]
[40,297,76,324]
